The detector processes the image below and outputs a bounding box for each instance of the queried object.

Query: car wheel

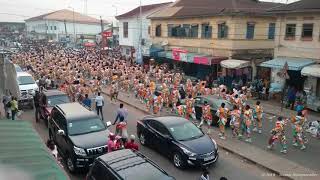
[139,133,147,146]
[173,152,185,169]
[66,156,76,173]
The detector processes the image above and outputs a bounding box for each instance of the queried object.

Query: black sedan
[137,116,218,169]
[194,95,233,127]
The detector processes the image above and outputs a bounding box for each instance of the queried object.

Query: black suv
[49,102,111,173]
[39,89,70,126]
[87,149,175,180]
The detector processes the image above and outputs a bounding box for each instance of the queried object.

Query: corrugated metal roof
[25,9,107,25]
[268,0,320,13]
[259,57,316,71]
[0,120,68,180]
[149,0,281,19]
[116,2,172,19]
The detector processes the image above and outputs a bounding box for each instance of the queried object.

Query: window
[155,24,161,37]
[167,24,198,38]
[201,24,212,39]
[50,26,53,30]
[148,26,151,35]
[302,23,313,38]
[218,23,228,39]
[268,23,276,40]
[54,26,57,30]
[123,22,128,38]
[90,161,114,180]
[246,23,255,39]
[148,120,169,135]
[285,24,296,39]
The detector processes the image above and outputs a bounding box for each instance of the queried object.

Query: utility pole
[100,16,103,60]
[137,0,143,65]
[64,19,68,35]
[71,8,76,47]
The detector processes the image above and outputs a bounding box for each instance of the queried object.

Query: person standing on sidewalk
[95,92,104,121]
[10,97,18,120]
[252,101,263,134]
[216,103,228,139]
[267,117,287,154]
[33,90,40,123]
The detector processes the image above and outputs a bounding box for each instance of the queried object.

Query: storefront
[301,64,320,112]
[157,49,227,80]
[260,57,315,93]
[220,59,252,89]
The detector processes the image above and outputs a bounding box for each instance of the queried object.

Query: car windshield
[47,95,70,107]
[68,118,105,136]
[17,76,35,85]
[213,99,233,110]
[169,121,204,141]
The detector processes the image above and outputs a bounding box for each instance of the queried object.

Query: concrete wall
[26,20,102,41]
[150,15,276,57]
[274,13,320,61]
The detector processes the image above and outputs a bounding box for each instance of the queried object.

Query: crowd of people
[11,43,313,157]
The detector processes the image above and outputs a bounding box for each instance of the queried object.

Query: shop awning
[259,57,315,71]
[220,59,251,69]
[301,64,320,77]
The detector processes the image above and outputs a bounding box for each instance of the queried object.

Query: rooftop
[268,0,320,13]
[116,2,172,19]
[56,103,98,121]
[25,9,108,25]
[148,0,281,19]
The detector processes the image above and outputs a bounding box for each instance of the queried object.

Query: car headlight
[211,138,218,151]
[180,146,196,157]
[74,146,87,156]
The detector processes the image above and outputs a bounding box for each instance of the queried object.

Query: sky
[0,0,299,22]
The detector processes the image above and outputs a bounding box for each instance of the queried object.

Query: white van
[16,72,38,108]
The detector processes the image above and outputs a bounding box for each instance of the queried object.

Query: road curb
[101,90,297,179]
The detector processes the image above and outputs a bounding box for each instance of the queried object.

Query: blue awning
[259,57,316,71]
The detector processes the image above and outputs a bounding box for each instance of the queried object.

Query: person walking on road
[2,90,12,119]
[34,90,40,123]
[200,166,210,180]
[95,92,104,120]
[82,94,92,109]
[113,103,128,125]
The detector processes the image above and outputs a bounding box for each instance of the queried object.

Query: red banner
[102,31,112,37]
[172,48,188,61]
[194,56,210,65]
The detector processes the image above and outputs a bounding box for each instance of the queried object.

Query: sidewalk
[102,87,319,180]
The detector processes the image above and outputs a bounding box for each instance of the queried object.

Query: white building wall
[26,20,102,41]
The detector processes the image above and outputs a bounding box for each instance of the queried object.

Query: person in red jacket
[125,135,139,151]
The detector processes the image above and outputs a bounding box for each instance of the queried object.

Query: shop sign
[172,48,188,62]
[194,56,210,65]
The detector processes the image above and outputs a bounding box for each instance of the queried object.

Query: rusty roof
[116,2,172,19]
[25,9,108,24]
[268,0,320,13]
[149,0,281,19]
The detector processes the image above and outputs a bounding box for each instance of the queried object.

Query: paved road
[20,94,284,180]
[107,90,320,172]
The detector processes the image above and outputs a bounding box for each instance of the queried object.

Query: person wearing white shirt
[95,92,104,120]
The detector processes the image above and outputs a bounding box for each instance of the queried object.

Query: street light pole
[137,0,143,65]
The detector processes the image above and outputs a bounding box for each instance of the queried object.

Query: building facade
[25,9,108,44]
[116,2,171,60]
[262,0,320,111]
[149,0,280,81]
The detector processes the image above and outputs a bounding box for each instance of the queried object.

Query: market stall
[301,64,320,112]
[220,59,251,89]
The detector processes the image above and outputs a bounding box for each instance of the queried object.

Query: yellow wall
[274,13,320,61]
[150,15,276,57]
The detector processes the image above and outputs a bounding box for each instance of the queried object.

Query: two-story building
[116,2,171,61]
[262,0,320,111]
[148,0,280,84]
[25,9,108,44]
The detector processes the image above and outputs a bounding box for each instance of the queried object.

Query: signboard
[102,31,113,38]
[172,48,188,61]
[194,56,210,65]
